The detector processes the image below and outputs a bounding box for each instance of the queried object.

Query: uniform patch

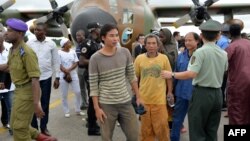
[191,56,196,65]
[20,47,25,56]
[81,47,87,53]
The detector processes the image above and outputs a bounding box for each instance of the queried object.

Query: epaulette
[19,47,25,57]
[86,39,91,46]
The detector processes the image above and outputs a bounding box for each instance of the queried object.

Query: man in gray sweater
[89,24,143,141]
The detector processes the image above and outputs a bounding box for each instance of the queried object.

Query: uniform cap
[60,38,69,48]
[87,22,101,32]
[6,18,28,32]
[199,19,222,32]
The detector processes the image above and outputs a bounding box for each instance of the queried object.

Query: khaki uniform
[8,41,41,141]
[187,42,228,141]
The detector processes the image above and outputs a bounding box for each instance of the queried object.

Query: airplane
[0,0,15,32]
[1,0,250,50]
[1,0,158,50]
[150,0,250,28]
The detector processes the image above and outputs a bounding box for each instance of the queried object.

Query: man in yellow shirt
[134,34,173,141]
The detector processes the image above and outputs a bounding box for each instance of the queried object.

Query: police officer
[161,19,228,141]
[78,22,102,136]
[0,18,57,141]
[75,29,89,110]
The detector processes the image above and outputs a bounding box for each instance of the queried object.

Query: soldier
[78,22,102,136]
[0,18,57,141]
[161,19,228,141]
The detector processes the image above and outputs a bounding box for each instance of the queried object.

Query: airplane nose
[71,7,117,41]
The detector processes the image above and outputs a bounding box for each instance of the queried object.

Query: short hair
[144,34,161,46]
[76,29,85,36]
[35,22,47,31]
[173,31,180,37]
[230,24,241,37]
[201,31,219,41]
[100,24,118,42]
[136,33,144,41]
[186,32,200,41]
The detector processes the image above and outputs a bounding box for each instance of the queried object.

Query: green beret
[199,19,222,31]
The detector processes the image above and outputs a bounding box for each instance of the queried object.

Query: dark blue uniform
[80,38,101,135]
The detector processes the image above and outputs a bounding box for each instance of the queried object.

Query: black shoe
[80,105,88,110]
[9,129,13,135]
[88,130,101,136]
[3,124,10,129]
[41,129,51,136]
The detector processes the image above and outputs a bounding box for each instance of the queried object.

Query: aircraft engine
[173,0,219,28]
[70,7,117,41]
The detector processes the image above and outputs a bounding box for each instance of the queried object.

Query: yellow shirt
[8,41,40,86]
[134,53,172,104]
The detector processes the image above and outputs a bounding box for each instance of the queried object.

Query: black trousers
[86,80,99,131]
[1,99,8,125]
[31,77,52,131]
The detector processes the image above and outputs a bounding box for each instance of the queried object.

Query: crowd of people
[0,17,250,141]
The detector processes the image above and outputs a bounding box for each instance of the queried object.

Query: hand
[53,79,60,89]
[0,83,5,89]
[64,69,70,74]
[161,70,172,79]
[136,97,144,107]
[167,93,175,107]
[34,104,45,119]
[95,108,107,124]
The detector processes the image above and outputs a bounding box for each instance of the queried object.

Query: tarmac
[0,86,228,141]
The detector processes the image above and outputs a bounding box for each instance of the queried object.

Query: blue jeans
[0,91,13,125]
[31,77,52,131]
[171,96,189,141]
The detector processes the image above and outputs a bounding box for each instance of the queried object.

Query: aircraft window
[122,9,134,24]
[109,0,118,13]
[121,28,133,45]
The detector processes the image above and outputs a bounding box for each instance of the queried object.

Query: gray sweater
[89,47,136,104]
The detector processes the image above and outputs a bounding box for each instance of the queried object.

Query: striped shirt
[89,47,136,104]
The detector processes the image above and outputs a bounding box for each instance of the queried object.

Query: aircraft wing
[151,3,250,18]
[151,2,250,27]
[0,9,70,37]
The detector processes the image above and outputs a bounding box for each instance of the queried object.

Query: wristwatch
[171,72,175,79]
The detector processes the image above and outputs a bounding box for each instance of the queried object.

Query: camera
[131,95,146,115]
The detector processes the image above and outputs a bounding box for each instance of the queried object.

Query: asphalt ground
[0,86,228,141]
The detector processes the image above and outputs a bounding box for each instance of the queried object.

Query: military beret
[87,22,101,32]
[60,38,69,48]
[199,19,222,32]
[6,18,28,32]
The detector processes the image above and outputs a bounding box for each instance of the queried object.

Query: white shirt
[58,49,79,80]
[0,45,15,92]
[27,38,60,80]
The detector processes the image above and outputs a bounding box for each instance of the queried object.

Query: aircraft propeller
[34,0,73,38]
[173,0,219,28]
[0,0,16,32]
[0,0,15,13]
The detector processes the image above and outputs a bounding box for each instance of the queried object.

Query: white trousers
[60,79,82,114]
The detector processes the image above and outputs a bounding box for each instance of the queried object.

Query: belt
[194,85,219,89]
[15,81,31,88]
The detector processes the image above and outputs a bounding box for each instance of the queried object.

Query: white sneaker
[76,111,86,116]
[65,113,70,118]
